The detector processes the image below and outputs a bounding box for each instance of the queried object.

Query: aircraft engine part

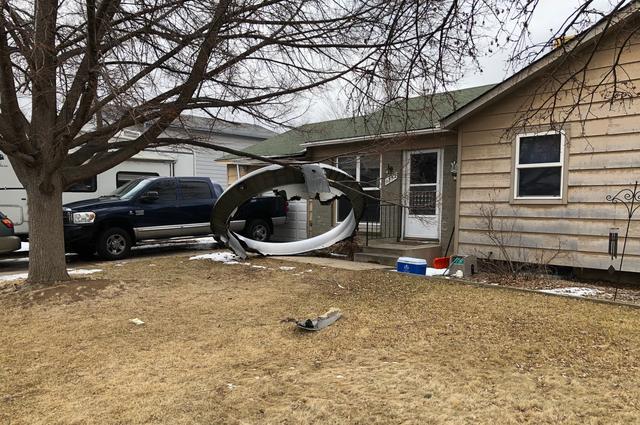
[211,164,365,259]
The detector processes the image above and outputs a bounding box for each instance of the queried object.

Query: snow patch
[425,268,448,277]
[279,266,296,271]
[0,268,102,282]
[539,287,602,298]
[71,269,103,276]
[189,252,240,264]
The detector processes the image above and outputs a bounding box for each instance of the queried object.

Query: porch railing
[362,202,402,246]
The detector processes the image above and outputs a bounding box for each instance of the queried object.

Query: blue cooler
[396,257,427,275]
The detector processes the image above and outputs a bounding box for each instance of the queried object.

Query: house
[446,2,640,274]
[219,85,494,251]
[222,2,640,274]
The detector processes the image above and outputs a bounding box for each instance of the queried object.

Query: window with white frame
[336,155,381,222]
[515,132,564,199]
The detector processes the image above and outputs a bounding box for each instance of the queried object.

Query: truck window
[146,179,177,202]
[66,176,97,192]
[180,180,212,200]
[116,171,159,188]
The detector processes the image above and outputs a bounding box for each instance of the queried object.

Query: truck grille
[63,211,73,224]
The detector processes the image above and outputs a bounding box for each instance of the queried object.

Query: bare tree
[0,0,628,283]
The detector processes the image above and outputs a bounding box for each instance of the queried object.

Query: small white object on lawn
[425,268,448,277]
[539,287,602,298]
[129,318,145,325]
[279,266,296,271]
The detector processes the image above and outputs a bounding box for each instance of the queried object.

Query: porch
[354,239,442,267]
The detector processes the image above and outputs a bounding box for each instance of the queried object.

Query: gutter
[300,126,454,147]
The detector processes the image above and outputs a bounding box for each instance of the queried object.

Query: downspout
[453,125,463,255]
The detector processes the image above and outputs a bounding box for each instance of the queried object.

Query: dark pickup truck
[63,176,287,260]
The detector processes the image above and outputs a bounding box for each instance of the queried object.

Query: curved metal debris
[211,164,365,259]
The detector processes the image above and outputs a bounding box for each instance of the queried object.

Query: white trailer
[0,144,196,236]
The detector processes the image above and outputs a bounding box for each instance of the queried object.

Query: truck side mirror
[140,191,159,202]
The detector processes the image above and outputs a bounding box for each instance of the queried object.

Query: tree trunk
[24,181,70,284]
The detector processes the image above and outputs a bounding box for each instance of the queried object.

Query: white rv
[0,118,275,237]
[0,145,196,236]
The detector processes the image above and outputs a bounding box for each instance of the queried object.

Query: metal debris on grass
[296,308,342,331]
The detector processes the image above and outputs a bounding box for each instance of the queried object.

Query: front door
[403,150,440,239]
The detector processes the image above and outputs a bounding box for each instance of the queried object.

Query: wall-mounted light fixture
[386,164,394,176]
[450,160,458,180]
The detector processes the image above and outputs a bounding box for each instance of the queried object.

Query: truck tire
[96,227,132,260]
[246,219,271,242]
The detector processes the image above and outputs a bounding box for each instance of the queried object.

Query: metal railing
[362,202,402,246]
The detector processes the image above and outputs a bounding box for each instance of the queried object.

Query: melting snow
[425,268,448,277]
[189,252,241,264]
[539,287,602,297]
[0,268,102,282]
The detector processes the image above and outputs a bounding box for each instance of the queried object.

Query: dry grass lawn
[1,252,640,424]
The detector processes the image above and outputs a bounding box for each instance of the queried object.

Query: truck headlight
[72,212,96,224]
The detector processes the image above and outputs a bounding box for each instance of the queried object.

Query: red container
[432,257,450,269]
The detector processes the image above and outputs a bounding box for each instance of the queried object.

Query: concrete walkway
[273,255,389,271]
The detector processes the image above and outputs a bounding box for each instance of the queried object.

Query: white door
[403,149,440,239]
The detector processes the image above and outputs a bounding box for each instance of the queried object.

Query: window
[336,155,381,222]
[116,171,159,188]
[180,180,213,200]
[146,179,177,202]
[66,176,97,192]
[515,133,564,199]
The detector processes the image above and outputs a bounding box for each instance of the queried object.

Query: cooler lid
[397,257,427,265]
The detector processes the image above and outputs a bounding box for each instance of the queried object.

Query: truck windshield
[108,178,149,200]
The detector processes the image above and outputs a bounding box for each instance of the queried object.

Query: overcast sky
[292,0,619,126]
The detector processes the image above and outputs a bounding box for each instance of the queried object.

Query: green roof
[221,84,495,161]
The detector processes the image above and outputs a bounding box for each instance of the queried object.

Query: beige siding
[456,23,640,273]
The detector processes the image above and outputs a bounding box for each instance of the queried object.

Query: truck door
[132,178,183,240]
[177,179,216,235]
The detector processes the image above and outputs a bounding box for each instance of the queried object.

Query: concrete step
[353,252,399,267]
[363,243,441,258]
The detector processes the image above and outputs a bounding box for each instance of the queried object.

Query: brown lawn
[1,252,639,424]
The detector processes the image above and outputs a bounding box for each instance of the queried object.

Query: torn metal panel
[211,164,365,258]
[296,308,342,331]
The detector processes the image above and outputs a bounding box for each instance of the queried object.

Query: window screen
[515,133,563,199]
[336,155,381,223]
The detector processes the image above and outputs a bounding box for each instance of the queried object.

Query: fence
[362,202,402,246]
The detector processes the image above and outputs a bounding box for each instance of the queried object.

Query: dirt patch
[3,279,121,306]
[1,252,640,424]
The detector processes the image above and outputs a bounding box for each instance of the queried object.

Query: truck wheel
[96,227,132,260]
[246,219,271,242]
